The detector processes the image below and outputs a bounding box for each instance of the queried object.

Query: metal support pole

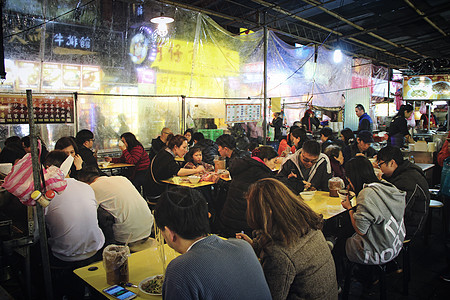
[263,24,268,145]
[428,103,431,132]
[447,101,450,131]
[181,95,186,134]
[73,92,78,135]
[27,90,53,300]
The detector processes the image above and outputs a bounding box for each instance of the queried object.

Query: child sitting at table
[183,146,214,172]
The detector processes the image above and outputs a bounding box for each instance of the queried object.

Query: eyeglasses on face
[377,161,388,168]
[301,153,318,164]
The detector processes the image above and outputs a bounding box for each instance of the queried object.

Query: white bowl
[188,175,201,184]
[139,274,164,297]
[338,189,355,202]
[300,191,315,201]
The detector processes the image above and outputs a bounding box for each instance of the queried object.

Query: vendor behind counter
[388,104,415,148]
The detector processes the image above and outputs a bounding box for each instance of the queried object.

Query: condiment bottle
[31,190,56,208]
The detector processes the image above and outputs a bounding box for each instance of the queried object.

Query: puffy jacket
[220,157,276,236]
[382,160,430,240]
[195,139,219,165]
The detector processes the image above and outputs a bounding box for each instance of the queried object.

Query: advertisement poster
[16,61,40,89]
[403,75,450,99]
[62,65,81,90]
[0,96,74,124]
[42,63,62,90]
[226,104,261,123]
[81,66,101,91]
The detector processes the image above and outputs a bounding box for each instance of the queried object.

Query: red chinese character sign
[0,96,74,124]
[226,104,261,123]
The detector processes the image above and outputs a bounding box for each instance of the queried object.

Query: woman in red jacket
[438,132,450,167]
[106,132,150,192]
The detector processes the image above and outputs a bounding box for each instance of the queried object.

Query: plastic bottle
[31,190,56,208]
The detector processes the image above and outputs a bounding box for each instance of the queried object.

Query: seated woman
[183,146,214,171]
[324,144,347,185]
[277,125,298,157]
[54,137,83,179]
[220,146,279,237]
[237,178,338,300]
[341,156,406,265]
[145,135,205,201]
[105,132,150,192]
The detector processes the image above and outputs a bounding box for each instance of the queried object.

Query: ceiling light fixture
[151,12,174,37]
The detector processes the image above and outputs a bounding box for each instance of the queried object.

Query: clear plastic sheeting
[2,0,353,145]
[77,95,182,151]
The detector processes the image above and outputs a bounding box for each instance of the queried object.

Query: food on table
[141,275,164,294]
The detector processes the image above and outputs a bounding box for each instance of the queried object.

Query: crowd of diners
[1,102,449,299]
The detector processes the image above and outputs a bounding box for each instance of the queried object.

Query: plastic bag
[103,244,130,285]
[419,101,427,114]
[1,142,67,206]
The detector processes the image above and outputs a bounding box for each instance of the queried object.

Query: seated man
[377,146,430,240]
[149,127,173,161]
[78,167,154,247]
[154,187,271,300]
[44,151,105,264]
[343,130,377,163]
[75,129,99,170]
[216,134,249,169]
[277,140,332,193]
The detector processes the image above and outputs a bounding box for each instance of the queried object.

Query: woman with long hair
[388,104,414,147]
[237,178,338,300]
[55,136,83,178]
[220,146,279,237]
[183,128,194,148]
[105,132,150,192]
[339,128,355,146]
[301,109,320,133]
[341,156,406,266]
[145,135,205,200]
[324,144,347,185]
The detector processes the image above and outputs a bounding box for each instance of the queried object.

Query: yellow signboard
[151,39,240,77]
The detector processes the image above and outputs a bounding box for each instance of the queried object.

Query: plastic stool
[424,200,445,244]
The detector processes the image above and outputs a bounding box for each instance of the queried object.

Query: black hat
[357,130,374,143]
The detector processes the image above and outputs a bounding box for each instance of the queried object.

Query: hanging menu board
[403,75,450,100]
[226,104,261,123]
[0,95,74,124]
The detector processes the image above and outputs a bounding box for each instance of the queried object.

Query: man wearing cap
[355,104,373,133]
[343,130,377,163]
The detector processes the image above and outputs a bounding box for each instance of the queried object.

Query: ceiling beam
[302,0,422,57]
[403,0,448,37]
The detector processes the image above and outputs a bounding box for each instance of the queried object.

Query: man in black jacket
[377,146,430,240]
[343,130,377,163]
[75,129,99,170]
[149,127,172,161]
[215,134,249,169]
[277,140,332,194]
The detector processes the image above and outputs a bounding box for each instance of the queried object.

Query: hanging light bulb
[333,48,342,63]
[151,12,174,37]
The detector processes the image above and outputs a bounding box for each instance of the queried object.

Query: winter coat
[277,149,332,194]
[220,157,276,236]
[382,160,430,240]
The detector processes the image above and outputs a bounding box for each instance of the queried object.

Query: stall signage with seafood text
[0,96,74,124]
[226,104,261,123]
[403,75,450,100]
